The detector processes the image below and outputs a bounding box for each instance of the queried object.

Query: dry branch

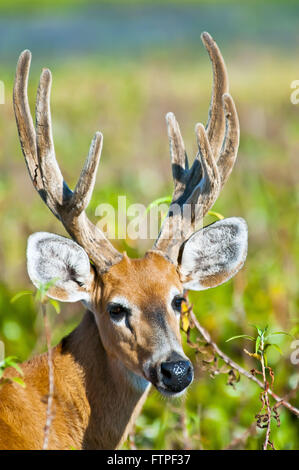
[188,309,299,418]
[42,304,55,450]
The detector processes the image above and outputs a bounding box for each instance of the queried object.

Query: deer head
[14,32,247,398]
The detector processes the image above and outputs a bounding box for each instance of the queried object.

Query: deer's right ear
[27,232,94,302]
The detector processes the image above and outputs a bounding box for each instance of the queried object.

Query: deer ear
[178,217,248,291]
[27,232,94,302]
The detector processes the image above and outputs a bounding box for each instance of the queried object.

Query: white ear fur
[179,217,248,291]
[27,232,93,302]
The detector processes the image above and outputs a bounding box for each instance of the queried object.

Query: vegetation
[0,0,284,15]
[0,1,298,450]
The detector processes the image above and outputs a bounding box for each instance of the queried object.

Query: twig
[42,303,55,450]
[189,310,299,418]
[260,336,273,450]
[273,385,299,412]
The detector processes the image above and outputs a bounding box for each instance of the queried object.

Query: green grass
[0,0,295,15]
[0,47,298,449]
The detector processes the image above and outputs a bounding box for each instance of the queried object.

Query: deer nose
[160,359,193,393]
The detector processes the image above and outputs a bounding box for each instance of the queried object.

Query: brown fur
[0,252,182,450]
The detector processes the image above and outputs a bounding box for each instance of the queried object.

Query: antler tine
[217,93,240,189]
[193,123,220,215]
[153,33,240,262]
[13,50,42,193]
[71,132,103,215]
[36,69,104,217]
[166,112,189,202]
[154,123,220,257]
[35,67,72,216]
[14,50,122,271]
[201,31,229,159]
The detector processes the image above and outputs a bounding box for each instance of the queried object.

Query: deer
[0,32,247,450]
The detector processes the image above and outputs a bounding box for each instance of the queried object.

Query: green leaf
[255,335,261,354]
[207,210,225,220]
[35,277,60,303]
[264,325,269,334]
[49,299,61,314]
[226,335,255,343]
[264,353,268,367]
[2,355,19,365]
[264,343,283,355]
[249,324,262,336]
[270,331,292,337]
[11,377,26,388]
[4,358,23,376]
[10,290,33,304]
[44,278,60,291]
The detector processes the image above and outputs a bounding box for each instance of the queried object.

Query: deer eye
[107,303,129,322]
[172,296,185,313]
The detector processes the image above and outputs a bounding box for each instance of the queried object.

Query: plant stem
[42,303,54,450]
[260,336,272,450]
[189,310,299,418]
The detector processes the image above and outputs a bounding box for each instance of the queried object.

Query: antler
[14,50,122,271]
[153,32,240,261]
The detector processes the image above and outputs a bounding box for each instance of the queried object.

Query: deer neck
[60,310,150,449]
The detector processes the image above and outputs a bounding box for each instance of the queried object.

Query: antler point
[17,49,32,71]
[222,93,235,115]
[201,31,213,45]
[195,122,205,135]
[165,111,175,122]
[19,49,31,60]
[41,67,51,78]
[95,130,103,139]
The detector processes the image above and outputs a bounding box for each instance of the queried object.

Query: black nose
[160,360,193,393]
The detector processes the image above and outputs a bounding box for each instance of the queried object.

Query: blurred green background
[0,0,298,450]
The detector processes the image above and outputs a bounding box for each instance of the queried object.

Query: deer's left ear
[178,217,248,291]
